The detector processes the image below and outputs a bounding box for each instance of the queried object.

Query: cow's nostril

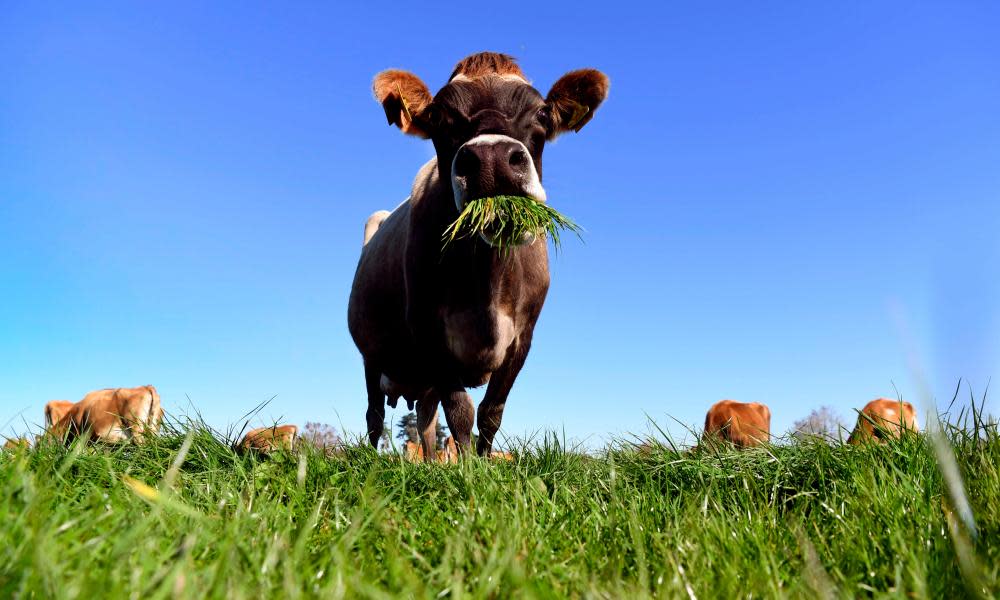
[453,147,478,178]
[508,149,528,171]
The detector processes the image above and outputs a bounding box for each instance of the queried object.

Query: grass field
[1,411,998,599]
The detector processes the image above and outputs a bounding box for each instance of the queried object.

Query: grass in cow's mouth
[442,195,582,252]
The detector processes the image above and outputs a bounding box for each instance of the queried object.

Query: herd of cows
[1,385,299,454]
[0,54,921,463]
[701,397,919,448]
[1,385,918,460]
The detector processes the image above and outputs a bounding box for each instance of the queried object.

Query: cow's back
[849,398,918,444]
[704,400,771,448]
[63,386,161,443]
[238,425,298,453]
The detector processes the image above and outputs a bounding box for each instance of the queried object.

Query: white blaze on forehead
[450,134,547,212]
[450,73,529,84]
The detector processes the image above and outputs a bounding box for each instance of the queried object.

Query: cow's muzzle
[450,134,547,247]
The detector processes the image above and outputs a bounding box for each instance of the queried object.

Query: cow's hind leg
[476,343,531,456]
[440,388,474,455]
[364,362,386,448]
[416,393,441,463]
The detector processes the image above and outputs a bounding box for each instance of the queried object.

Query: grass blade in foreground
[442,195,582,252]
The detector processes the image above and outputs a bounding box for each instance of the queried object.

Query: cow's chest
[439,304,517,374]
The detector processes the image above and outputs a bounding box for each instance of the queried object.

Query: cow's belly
[441,307,516,377]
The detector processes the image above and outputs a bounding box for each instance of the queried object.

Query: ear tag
[395,82,413,123]
[567,102,590,131]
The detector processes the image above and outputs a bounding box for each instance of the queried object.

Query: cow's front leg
[439,388,474,454]
[415,393,440,463]
[364,362,386,448]
[476,343,531,456]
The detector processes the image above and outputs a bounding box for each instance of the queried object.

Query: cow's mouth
[442,194,581,253]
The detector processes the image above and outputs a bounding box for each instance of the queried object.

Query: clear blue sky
[2,2,998,446]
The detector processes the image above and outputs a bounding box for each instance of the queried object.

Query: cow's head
[373,52,608,216]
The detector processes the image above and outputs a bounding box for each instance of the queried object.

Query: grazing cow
[439,435,458,464]
[44,400,75,430]
[349,52,609,459]
[702,400,771,449]
[52,385,162,444]
[236,425,298,454]
[403,440,424,462]
[403,437,459,464]
[848,398,918,444]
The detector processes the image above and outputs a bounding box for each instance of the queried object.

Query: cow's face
[373,53,608,217]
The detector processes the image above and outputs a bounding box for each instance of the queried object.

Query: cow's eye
[419,105,444,130]
[535,107,551,128]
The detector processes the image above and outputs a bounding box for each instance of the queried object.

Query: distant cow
[3,437,30,451]
[702,400,771,449]
[848,398,918,444]
[349,51,609,460]
[236,425,298,454]
[44,400,75,430]
[440,436,458,464]
[403,440,424,462]
[52,386,162,444]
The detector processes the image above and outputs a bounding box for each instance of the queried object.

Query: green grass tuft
[442,195,583,253]
[1,417,998,597]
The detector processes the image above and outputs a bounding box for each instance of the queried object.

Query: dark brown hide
[350,52,607,457]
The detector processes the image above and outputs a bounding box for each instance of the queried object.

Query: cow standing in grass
[702,400,771,449]
[848,398,918,444]
[349,52,608,459]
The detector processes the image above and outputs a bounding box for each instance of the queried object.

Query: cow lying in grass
[51,386,162,444]
[236,425,298,454]
[349,51,609,461]
[848,398,918,444]
[702,400,771,449]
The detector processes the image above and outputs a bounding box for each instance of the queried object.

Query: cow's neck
[409,157,521,298]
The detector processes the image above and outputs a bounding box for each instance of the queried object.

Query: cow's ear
[544,69,609,139]
[373,69,434,138]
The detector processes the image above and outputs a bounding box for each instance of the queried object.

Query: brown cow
[439,435,458,464]
[349,52,609,460]
[848,398,918,444]
[702,400,771,449]
[44,400,75,430]
[53,385,162,444]
[403,440,424,462]
[236,425,298,454]
[3,437,31,451]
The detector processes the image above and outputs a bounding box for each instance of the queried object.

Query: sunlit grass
[442,195,582,253]
[1,412,997,598]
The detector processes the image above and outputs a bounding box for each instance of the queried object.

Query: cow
[348,52,609,460]
[52,385,162,444]
[3,437,31,451]
[402,436,459,463]
[236,425,298,454]
[702,400,771,449]
[439,435,458,464]
[403,440,424,462]
[848,398,918,444]
[44,400,75,430]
